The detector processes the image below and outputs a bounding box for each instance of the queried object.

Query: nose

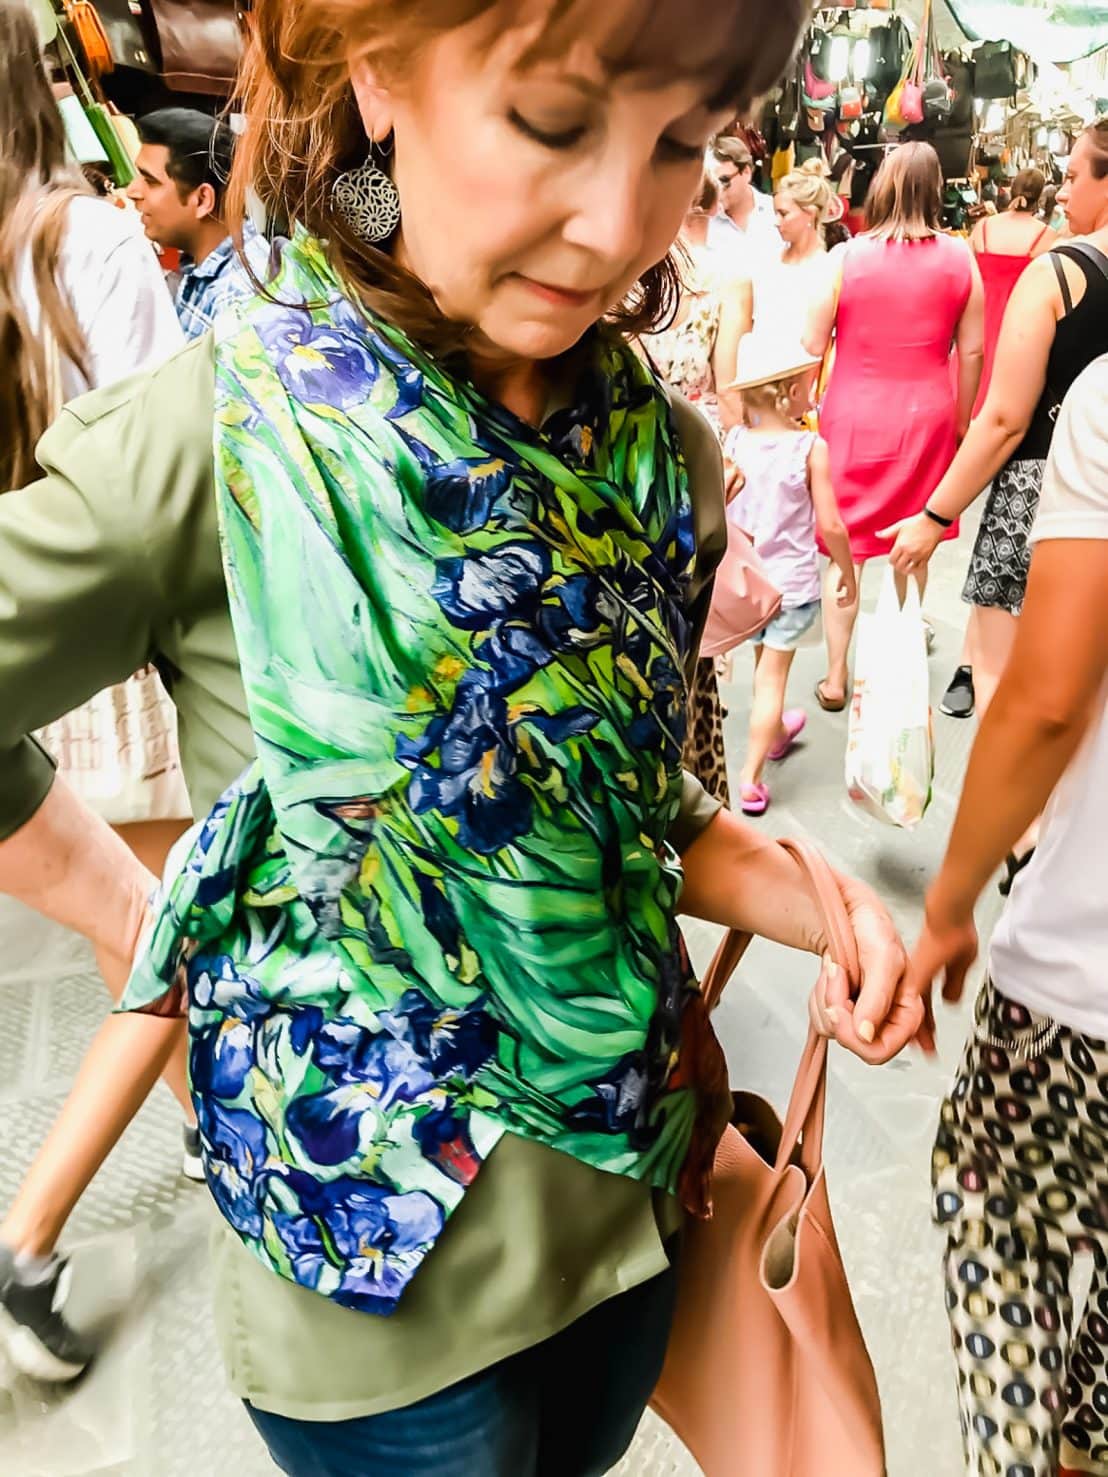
[561,149,647,271]
[125,177,143,203]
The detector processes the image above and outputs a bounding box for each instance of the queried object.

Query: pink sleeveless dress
[820,233,973,560]
[972,219,1051,415]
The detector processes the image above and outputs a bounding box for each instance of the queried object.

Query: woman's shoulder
[47,334,216,528]
[59,194,149,262]
[62,331,214,433]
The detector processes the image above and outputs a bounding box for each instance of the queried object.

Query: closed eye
[509,109,587,150]
[657,136,706,165]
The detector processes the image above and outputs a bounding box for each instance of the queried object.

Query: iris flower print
[286,1033,437,1165]
[419,452,518,536]
[190,1016,254,1100]
[432,542,550,630]
[412,1105,482,1186]
[189,950,270,1023]
[258,316,382,412]
[199,1098,268,1239]
[276,1171,445,1310]
[378,990,495,1079]
[397,677,597,854]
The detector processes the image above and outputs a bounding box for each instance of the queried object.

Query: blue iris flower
[271,1211,328,1289]
[431,543,550,630]
[411,1105,482,1186]
[566,1055,661,1150]
[397,678,597,855]
[277,1171,445,1311]
[199,1099,268,1238]
[189,951,270,1023]
[418,452,518,536]
[286,1033,437,1165]
[190,1017,254,1100]
[257,316,382,411]
[378,990,495,1079]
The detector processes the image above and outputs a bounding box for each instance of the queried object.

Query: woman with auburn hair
[804,142,985,711]
[0,1,920,1468]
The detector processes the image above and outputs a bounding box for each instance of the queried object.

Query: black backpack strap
[1059,239,1108,291]
[1049,249,1073,314]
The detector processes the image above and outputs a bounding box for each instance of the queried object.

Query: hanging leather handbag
[802,56,837,107]
[139,0,244,94]
[974,39,1017,99]
[91,0,159,73]
[61,0,114,79]
[651,839,886,1477]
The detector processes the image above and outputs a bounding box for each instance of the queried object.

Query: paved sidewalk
[0,549,995,1476]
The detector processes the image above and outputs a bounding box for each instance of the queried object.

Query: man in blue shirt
[127,108,275,340]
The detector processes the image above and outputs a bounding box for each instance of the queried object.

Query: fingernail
[858,1020,875,1043]
[826,1007,838,1027]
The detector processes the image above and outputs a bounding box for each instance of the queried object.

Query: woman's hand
[833,562,857,607]
[809,871,932,1064]
[877,510,944,575]
[892,887,979,1055]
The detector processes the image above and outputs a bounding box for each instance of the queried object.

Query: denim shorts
[754,599,821,651]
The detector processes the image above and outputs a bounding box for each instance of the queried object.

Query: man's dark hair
[136,108,236,211]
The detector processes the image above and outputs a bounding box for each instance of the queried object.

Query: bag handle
[698,839,860,1177]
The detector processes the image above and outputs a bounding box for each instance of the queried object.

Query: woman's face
[775,192,816,247]
[1057,135,1108,235]
[354,8,732,366]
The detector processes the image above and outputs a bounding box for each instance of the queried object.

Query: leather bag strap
[697,838,860,1178]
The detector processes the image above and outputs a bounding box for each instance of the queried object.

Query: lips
[514,276,600,309]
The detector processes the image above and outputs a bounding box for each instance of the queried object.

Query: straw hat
[729,334,821,392]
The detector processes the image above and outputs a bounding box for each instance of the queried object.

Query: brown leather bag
[140,0,244,94]
[652,839,886,1477]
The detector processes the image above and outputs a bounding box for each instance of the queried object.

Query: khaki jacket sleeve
[0,339,215,839]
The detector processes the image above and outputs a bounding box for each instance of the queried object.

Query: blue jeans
[245,1257,679,1476]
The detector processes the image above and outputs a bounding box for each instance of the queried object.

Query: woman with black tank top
[883,118,1108,730]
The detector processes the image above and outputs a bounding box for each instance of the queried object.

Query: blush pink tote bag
[652,839,886,1477]
[699,519,783,657]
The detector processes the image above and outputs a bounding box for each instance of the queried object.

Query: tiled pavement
[0,546,999,1476]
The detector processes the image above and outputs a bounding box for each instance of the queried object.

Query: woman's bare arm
[954,250,986,439]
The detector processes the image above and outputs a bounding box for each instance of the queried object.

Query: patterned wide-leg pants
[933,981,1108,1477]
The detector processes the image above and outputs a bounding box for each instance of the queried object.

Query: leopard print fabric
[682,656,731,808]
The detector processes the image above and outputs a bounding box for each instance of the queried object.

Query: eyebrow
[138,169,161,185]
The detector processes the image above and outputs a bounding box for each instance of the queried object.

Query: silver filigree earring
[332,140,401,244]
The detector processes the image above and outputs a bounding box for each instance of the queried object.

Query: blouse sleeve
[61,199,184,390]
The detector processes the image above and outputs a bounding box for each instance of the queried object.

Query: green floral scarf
[123,230,716,1312]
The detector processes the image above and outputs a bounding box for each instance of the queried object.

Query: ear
[349,56,395,144]
[194,181,218,221]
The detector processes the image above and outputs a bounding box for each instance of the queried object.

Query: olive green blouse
[0,335,726,1418]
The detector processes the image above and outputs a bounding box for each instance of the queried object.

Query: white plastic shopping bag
[844,568,934,828]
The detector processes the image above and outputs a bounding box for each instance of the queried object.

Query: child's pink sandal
[740,782,771,816]
[768,709,807,762]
